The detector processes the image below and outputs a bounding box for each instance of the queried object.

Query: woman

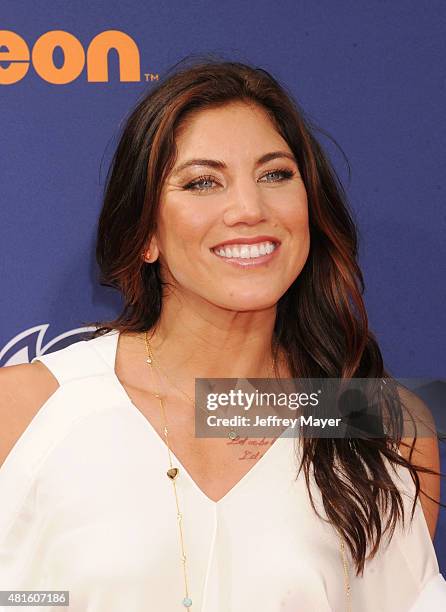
[0,58,445,611]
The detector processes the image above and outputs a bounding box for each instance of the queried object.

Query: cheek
[294,207,311,257]
[275,191,309,235]
[157,199,212,257]
[276,197,310,268]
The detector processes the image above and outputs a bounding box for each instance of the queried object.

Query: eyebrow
[171,151,297,176]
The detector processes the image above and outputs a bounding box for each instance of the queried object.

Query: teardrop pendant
[228,429,239,440]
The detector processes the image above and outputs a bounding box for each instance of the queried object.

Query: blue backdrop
[1,1,445,571]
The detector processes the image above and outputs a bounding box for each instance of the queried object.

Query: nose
[222,177,267,226]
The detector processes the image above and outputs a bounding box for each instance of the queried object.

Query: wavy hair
[86,56,444,575]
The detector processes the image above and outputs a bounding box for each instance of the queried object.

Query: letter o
[32,30,85,84]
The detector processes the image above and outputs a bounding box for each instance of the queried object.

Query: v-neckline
[98,329,291,506]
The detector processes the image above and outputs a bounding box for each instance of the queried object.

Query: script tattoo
[226,436,275,460]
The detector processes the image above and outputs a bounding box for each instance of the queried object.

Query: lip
[211,242,281,268]
[210,235,281,250]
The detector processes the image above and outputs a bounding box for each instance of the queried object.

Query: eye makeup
[182,167,296,193]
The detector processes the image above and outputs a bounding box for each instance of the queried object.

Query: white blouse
[0,329,445,611]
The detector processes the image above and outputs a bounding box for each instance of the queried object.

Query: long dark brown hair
[85,56,444,575]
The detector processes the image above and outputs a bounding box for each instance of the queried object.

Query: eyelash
[183,168,295,192]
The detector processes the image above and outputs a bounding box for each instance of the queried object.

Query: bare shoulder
[0,361,60,470]
[397,385,436,435]
[396,385,441,540]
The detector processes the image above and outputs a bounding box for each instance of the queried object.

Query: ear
[142,236,160,263]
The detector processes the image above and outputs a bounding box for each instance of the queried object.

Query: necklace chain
[143,329,352,611]
[143,330,277,440]
[144,331,193,608]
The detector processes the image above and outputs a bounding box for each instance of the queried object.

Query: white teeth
[213,241,278,259]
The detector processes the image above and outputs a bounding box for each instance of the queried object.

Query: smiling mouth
[210,240,280,267]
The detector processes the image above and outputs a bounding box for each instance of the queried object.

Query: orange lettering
[87,30,140,82]
[32,31,85,85]
[0,29,141,85]
[0,31,30,85]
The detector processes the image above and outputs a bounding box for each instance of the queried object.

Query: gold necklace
[143,330,352,611]
[143,330,277,441]
[340,535,352,612]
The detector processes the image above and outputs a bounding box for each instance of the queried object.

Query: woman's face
[148,101,310,311]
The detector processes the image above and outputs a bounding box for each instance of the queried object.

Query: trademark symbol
[144,72,159,82]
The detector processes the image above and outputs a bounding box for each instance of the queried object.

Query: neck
[138,291,287,382]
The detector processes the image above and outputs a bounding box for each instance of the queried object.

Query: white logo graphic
[0,323,96,367]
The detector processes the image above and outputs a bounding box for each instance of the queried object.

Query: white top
[0,329,445,611]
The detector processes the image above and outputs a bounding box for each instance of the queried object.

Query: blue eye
[183,175,216,191]
[261,169,295,183]
[183,167,295,193]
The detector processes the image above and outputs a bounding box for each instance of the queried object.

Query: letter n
[87,30,140,82]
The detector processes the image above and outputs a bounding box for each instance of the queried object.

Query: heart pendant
[167,467,179,480]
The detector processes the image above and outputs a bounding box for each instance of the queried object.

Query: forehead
[174,101,287,155]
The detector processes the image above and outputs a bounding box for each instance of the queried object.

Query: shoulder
[0,361,59,470]
[396,384,441,540]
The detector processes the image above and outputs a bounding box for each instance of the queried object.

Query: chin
[213,293,281,312]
